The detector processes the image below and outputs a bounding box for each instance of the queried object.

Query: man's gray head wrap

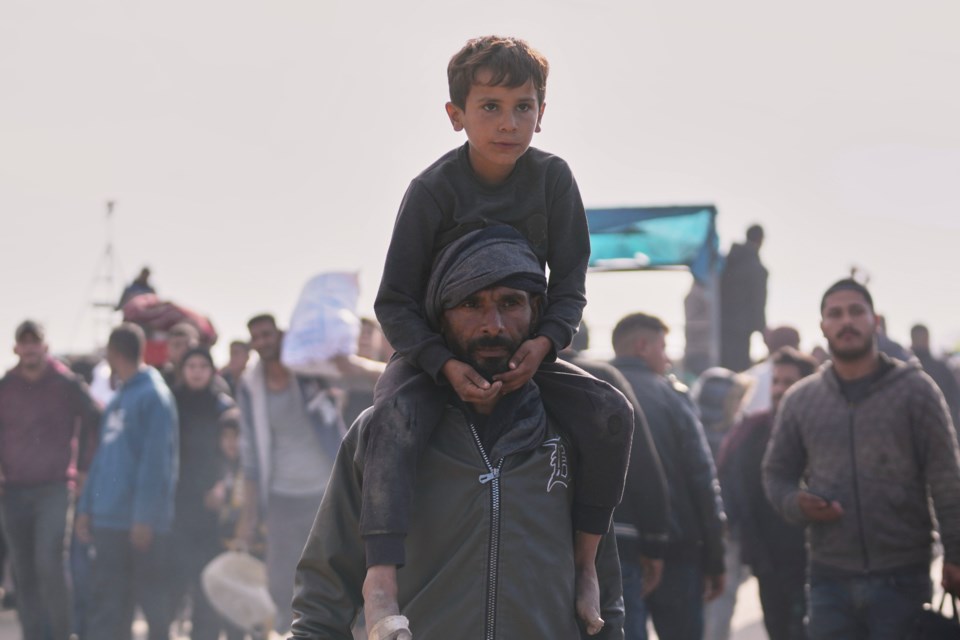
[424,225,547,331]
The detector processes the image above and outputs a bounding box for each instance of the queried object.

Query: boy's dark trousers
[86,528,174,640]
[360,355,633,564]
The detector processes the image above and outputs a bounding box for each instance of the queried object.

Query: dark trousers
[757,569,807,640]
[70,531,93,640]
[86,528,173,640]
[622,556,705,640]
[720,329,753,373]
[360,356,633,560]
[170,527,231,640]
[0,483,72,640]
[807,568,931,640]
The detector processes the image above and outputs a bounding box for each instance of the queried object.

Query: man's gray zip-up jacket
[291,393,624,639]
[763,355,960,574]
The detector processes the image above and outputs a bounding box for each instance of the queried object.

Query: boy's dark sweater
[374,142,589,382]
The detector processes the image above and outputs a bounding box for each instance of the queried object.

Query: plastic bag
[281,272,361,377]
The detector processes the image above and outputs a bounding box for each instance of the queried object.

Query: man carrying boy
[364,36,632,638]
[292,226,625,640]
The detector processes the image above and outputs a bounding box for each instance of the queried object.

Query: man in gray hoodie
[763,279,960,639]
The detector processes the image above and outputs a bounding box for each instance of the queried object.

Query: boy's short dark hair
[771,346,818,379]
[219,407,242,431]
[448,35,549,109]
[611,312,669,350]
[108,323,145,363]
[820,278,874,313]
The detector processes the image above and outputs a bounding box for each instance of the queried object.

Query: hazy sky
[2,0,958,371]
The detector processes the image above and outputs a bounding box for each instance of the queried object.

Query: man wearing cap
[0,320,100,640]
[764,279,960,639]
[291,226,626,640]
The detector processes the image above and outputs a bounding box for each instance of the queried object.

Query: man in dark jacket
[0,320,100,640]
[764,279,960,639]
[720,224,767,372]
[718,347,817,640]
[911,323,960,429]
[291,229,627,640]
[610,313,726,640]
[560,336,670,617]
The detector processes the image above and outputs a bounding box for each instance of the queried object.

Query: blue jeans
[621,557,704,640]
[86,528,174,640]
[0,483,72,640]
[807,568,931,640]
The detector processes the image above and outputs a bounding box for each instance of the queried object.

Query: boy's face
[220,426,240,461]
[445,69,545,186]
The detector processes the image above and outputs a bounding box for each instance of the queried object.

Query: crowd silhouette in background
[2,28,959,640]
[0,237,958,640]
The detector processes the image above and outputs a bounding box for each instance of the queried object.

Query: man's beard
[827,328,875,362]
[456,335,520,381]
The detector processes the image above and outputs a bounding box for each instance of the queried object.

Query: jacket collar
[821,351,916,396]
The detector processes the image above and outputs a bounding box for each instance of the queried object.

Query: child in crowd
[364,35,632,639]
[212,411,263,558]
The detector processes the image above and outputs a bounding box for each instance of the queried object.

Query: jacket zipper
[846,404,870,572]
[468,423,504,640]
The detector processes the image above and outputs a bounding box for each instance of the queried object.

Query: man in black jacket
[910,323,960,430]
[611,312,726,640]
[560,328,671,613]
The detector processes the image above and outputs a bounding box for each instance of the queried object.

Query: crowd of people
[2,33,960,640]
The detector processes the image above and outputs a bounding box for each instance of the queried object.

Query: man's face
[820,290,877,362]
[441,286,534,379]
[167,335,197,367]
[13,333,47,370]
[445,69,545,185]
[228,344,250,370]
[771,363,803,414]
[638,330,670,376]
[249,320,282,363]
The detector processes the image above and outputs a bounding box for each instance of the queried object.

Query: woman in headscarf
[171,347,238,640]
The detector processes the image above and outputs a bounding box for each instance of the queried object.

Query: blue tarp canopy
[587,205,720,282]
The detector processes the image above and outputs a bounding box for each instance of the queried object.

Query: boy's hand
[442,359,502,403]
[205,481,227,511]
[493,336,552,394]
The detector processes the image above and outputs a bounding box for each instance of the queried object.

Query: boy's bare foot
[576,562,604,636]
[363,565,411,640]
